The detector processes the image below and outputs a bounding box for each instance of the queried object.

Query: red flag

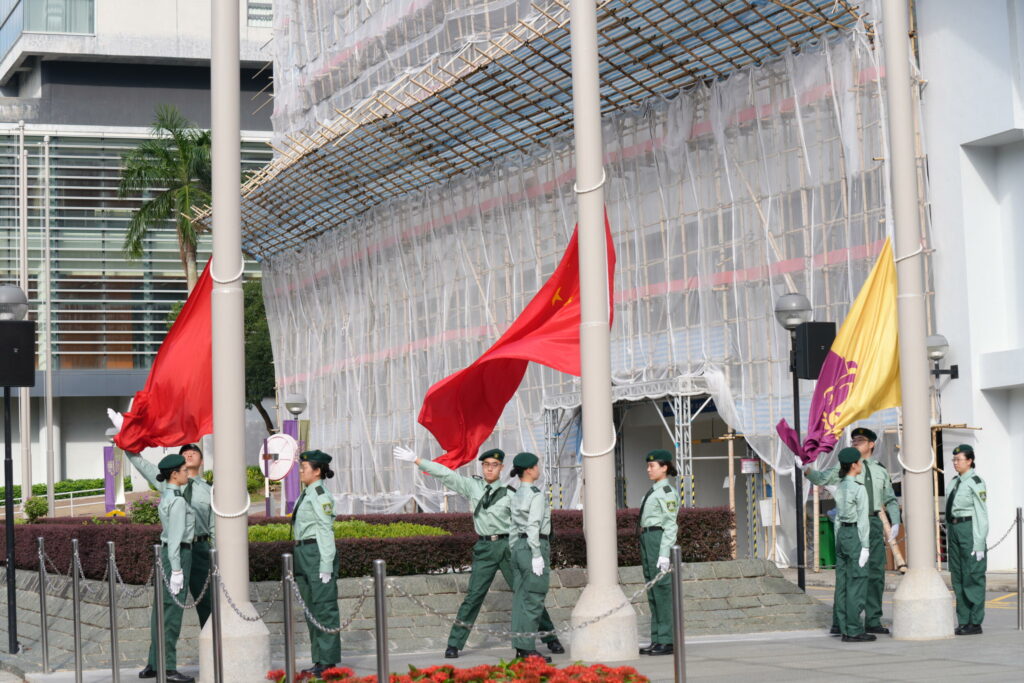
[419,217,616,469]
[115,263,213,453]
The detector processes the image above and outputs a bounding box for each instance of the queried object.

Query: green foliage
[0,477,133,501]
[247,520,450,543]
[128,495,161,525]
[203,470,214,484]
[24,496,48,522]
[246,465,266,494]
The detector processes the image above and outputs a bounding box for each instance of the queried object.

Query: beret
[851,427,877,442]
[158,454,186,470]
[952,444,974,456]
[837,447,861,465]
[646,449,673,464]
[300,449,332,465]
[512,452,539,469]
[479,448,505,463]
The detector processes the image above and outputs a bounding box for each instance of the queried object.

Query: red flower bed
[266,658,650,682]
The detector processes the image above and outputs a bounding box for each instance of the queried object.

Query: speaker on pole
[794,321,835,380]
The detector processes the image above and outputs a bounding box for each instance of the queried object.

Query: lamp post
[1,283,35,653]
[283,393,306,514]
[775,292,813,591]
[926,334,958,380]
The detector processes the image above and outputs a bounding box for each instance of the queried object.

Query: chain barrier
[284,572,373,634]
[937,517,1018,553]
[112,560,154,601]
[154,555,214,610]
[217,569,280,622]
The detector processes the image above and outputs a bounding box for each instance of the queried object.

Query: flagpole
[199,0,271,679]
[567,0,638,661]
[883,0,954,639]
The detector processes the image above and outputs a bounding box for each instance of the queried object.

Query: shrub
[246,465,265,494]
[128,494,160,525]
[248,520,450,543]
[0,476,133,501]
[24,496,48,522]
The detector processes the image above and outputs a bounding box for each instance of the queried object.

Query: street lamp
[282,393,307,514]
[775,292,812,591]
[926,334,958,380]
[0,283,35,653]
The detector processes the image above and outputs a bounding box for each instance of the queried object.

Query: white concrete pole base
[569,582,638,662]
[198,605,271,683]
[892,567,955,640]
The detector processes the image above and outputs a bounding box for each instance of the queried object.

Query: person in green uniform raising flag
[292,450,341,676]
[140,453,196,682]
[507,452,554,663]
[393,446,563,659]
[800,427,899,635]
[946,444,988,635]
[833,447,874,642]
[637,450,679,656]
[109,411,215,629]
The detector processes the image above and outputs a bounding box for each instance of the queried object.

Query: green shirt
[158,484,195,572]
[127,453,214,538]
[419,460,514,536]
[834,477,870,549]
[509,483,550,558]
[639,479,679,558]
[806,457,901,525]
[948,470,988,552]
[292,481,336,574]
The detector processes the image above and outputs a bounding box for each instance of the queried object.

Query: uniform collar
[650,478,667,489]
[166,482,184,492]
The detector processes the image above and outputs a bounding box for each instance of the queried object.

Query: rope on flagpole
[896,451,935,474]
[579,424,616,458]
[573,168,606,194]
[211,260,245,284]
[209,485,253,518]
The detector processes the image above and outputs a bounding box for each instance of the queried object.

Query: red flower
[266,670,285,682]
[321,667,356,681]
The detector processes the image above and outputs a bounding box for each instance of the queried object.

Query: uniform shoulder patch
[472,475,483,480]
[972,475,982,485]
[173,490,182,497]
[507,485,516,493]
[315,485,325,496]
[662,485,672,494]
[874,460,887,470]
[855,481,864,485]
[531,485,540,493]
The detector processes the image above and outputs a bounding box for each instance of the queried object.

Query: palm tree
[119,105,212,292]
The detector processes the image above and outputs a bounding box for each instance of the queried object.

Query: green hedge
[0,477,133,501]
[248,520,450,542]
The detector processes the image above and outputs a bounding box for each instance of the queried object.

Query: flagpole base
[892,567,954,640]
[569,581,638,662]
[198,604,270,683]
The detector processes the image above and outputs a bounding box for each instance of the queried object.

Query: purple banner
[283,419,302,514]
[103,446,117,513]
[777,350,856,464]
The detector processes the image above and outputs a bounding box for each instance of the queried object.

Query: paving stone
[711,561,741,579]
[726,595,761,609]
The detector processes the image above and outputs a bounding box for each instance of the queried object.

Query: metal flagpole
[567,0,638,661]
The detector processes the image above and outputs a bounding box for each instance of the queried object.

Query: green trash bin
[818,515,836,568]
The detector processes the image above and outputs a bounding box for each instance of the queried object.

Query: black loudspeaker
[794,321,836,380]
[0,320,36,387]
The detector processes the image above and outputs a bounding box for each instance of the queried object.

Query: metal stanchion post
[670,545,686,683]
[281,554,295,683]
[153,544,167,683]
[37,537,49,673]
[107,541,120,683]
[1016,507,1022,631]
[210,548,224,683]
[70,539,83,683]
[373,559,389,682]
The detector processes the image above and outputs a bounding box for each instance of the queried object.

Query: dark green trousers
[510,540,550,651]
[833,515,885,629]
[147,545,192,671]
[948,519,986,626]
[639,529,673,644]
[293,542,341,666]
[190,540,212,627]
[833,526,867,636]
[448,538,557,649]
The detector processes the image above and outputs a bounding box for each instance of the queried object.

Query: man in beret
[394,445,562,658]
[946,444,988,635]
[801,427,900,635]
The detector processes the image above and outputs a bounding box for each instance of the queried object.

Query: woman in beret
[637,450,679,656]
[508,452,553,662]
[833,447,874,643]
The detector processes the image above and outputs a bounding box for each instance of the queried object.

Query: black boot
[841,633,877,642]
[444,646,460,658]
[165,672,195,683]
[865,625,890,635]
[138,665,157,679]
[649,643,674,656]
[638,643,657,655]
[545,639,565,654]
[829,625,841,635]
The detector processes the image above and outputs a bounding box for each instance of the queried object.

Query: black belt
[641,526,664,534]
[840,522,858,527]
[518,533,549,540]
[478,534,509,541]
[193,535,211,544]
[163,542,191,549]
[296,538,318,545]
[949,516,972,524]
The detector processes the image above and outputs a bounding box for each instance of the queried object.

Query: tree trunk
[254,400,275,435]
[185,248,198,293]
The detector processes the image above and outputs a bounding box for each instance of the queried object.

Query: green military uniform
[946,445,988,630]
[806,431,899,630]
[833,452,870,637]
[128,452,213,626]
[147,455,195,673]
[638,451,679,648]
[419,452,558,651]
[292,451,341,667]
[508,453,551,653]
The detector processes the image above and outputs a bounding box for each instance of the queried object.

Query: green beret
[512,452,539,470]
[837,447,861,465]
[300,449,332,466]
[479,448,505,463]
[646,449,673,465]
[158,454,186,470]
[851,427,877,442]
[952,444,974,456]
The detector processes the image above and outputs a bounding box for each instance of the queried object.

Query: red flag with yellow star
[419,216,616,469]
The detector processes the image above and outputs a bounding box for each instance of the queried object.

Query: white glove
[888,524,900,543]
[974,550,985,561]
[793,455,806,471]
[656,556,670,573]
[319,572,332,584]
[393,446,417,463]
[169,570,184,594]
[858,548,870,568]
[531,556,545,576]
[107,408,124,434]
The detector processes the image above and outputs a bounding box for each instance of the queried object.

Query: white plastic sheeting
[262,25,916,560]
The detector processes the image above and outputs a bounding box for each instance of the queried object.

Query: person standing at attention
[833,447,874,643]
[946,444,988,635]
[637,450,679,656]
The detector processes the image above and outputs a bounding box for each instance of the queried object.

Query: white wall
[917,0,1024,569]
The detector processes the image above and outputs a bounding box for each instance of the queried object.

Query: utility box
[818,515,836,568]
